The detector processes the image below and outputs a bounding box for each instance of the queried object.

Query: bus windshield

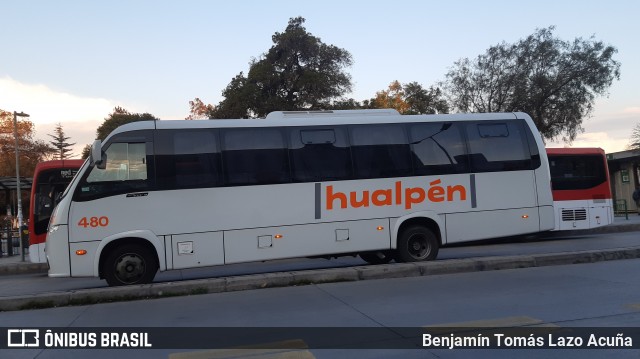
[32,167,79,235]
[549,154,607,191]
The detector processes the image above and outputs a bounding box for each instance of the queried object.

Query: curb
[0,262,48,276]
[544,223,640,237]
[1,246,640,312]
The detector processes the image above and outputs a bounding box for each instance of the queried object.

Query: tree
[48,123,76,159]
[212,73,256,119]
[369,81,409,113]
[630,122,640,151]
[444,26,620,142]
[185,98,215,120]
[95,107,159,141]
[0,110,54,177]
[329,98,362,110]
[209,17,353,118]
[81,107,159,158]
[0,110,54,223]
[367,81,449,115]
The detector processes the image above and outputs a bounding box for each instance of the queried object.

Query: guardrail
[614,199,629,220]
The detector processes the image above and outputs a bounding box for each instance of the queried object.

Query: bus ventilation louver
[561,209,587,222]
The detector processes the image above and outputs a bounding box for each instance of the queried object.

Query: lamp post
[13,111,29,262]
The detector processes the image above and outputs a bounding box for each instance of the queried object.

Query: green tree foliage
[366,81,449,115]
[403,82,450,115]
[206,17,353,118]
[80,144,91,160]
[444,26,620,142]
[95,107,159,141]
[81,107,159,158]
[329,98,362,110]
[48,123,76,160]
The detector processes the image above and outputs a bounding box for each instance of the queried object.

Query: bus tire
[359,251,394,265]
[103,243,158,286]
[395,225,439,262]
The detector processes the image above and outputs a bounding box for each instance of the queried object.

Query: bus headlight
[48,225,60,235]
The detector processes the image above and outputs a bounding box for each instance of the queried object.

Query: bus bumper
[46,225,71,278]
[29,243,47,263]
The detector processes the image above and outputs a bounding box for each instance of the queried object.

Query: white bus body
[46,110,554,286]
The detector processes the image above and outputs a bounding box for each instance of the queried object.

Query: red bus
[28,159,83,262]
[546,148,613,230]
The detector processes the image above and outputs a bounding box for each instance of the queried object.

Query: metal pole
[13,111,29,262]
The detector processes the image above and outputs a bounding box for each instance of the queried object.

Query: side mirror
[90,140,106,169]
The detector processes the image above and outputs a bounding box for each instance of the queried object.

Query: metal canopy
[0,177,32,191]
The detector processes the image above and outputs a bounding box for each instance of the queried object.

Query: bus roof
[104,110,531,142]
[34,159,85,172]
[546,148,605,156]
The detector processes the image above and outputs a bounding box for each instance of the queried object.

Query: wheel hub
[115,254,145,283]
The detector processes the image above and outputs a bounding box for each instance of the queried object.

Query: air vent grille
[562,209,587,221]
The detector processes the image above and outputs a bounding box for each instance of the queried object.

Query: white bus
[45,110,554,286]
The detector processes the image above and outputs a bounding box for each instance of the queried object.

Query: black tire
[395,225,439,262]
[359,250,394,265]
[103,244,158,286]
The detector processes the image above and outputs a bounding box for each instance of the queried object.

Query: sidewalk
[0,252,48,275]
[1,214,639,276]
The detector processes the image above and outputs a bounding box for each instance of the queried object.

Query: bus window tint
[408,122,468,175]
[78,141,150,200]
[155,130,221,189]
[33,169,77,235]
[549,155,606,190]
[222,128,291,185]
[524,124,542,170]
[350,124,412,179]
[290,127,352,182]
[86,143,147,182]
[465,121,531,172]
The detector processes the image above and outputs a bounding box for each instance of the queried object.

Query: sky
[1,0,639,156]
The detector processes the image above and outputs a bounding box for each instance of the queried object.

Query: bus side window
[465,121,531,173]
[408,122,468,175]
[289,127,352,182]
[155,129,221,190]
[350,124,412,179]
[222,128,291,186]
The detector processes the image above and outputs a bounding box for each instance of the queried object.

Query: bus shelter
[0,176,32,257]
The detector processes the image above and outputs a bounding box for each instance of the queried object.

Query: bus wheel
[359,251,393,265]
[396,225,439,262]
[103,244,158,286]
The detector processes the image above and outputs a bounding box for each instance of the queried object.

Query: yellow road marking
[425,316,559,335]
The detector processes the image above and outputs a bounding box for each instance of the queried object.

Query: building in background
[607,150,640,214]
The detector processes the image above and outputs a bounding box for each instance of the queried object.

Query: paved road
[1,229,639,298]
[3,257,640,358]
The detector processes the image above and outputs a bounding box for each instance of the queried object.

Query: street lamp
[13,111,29,262]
